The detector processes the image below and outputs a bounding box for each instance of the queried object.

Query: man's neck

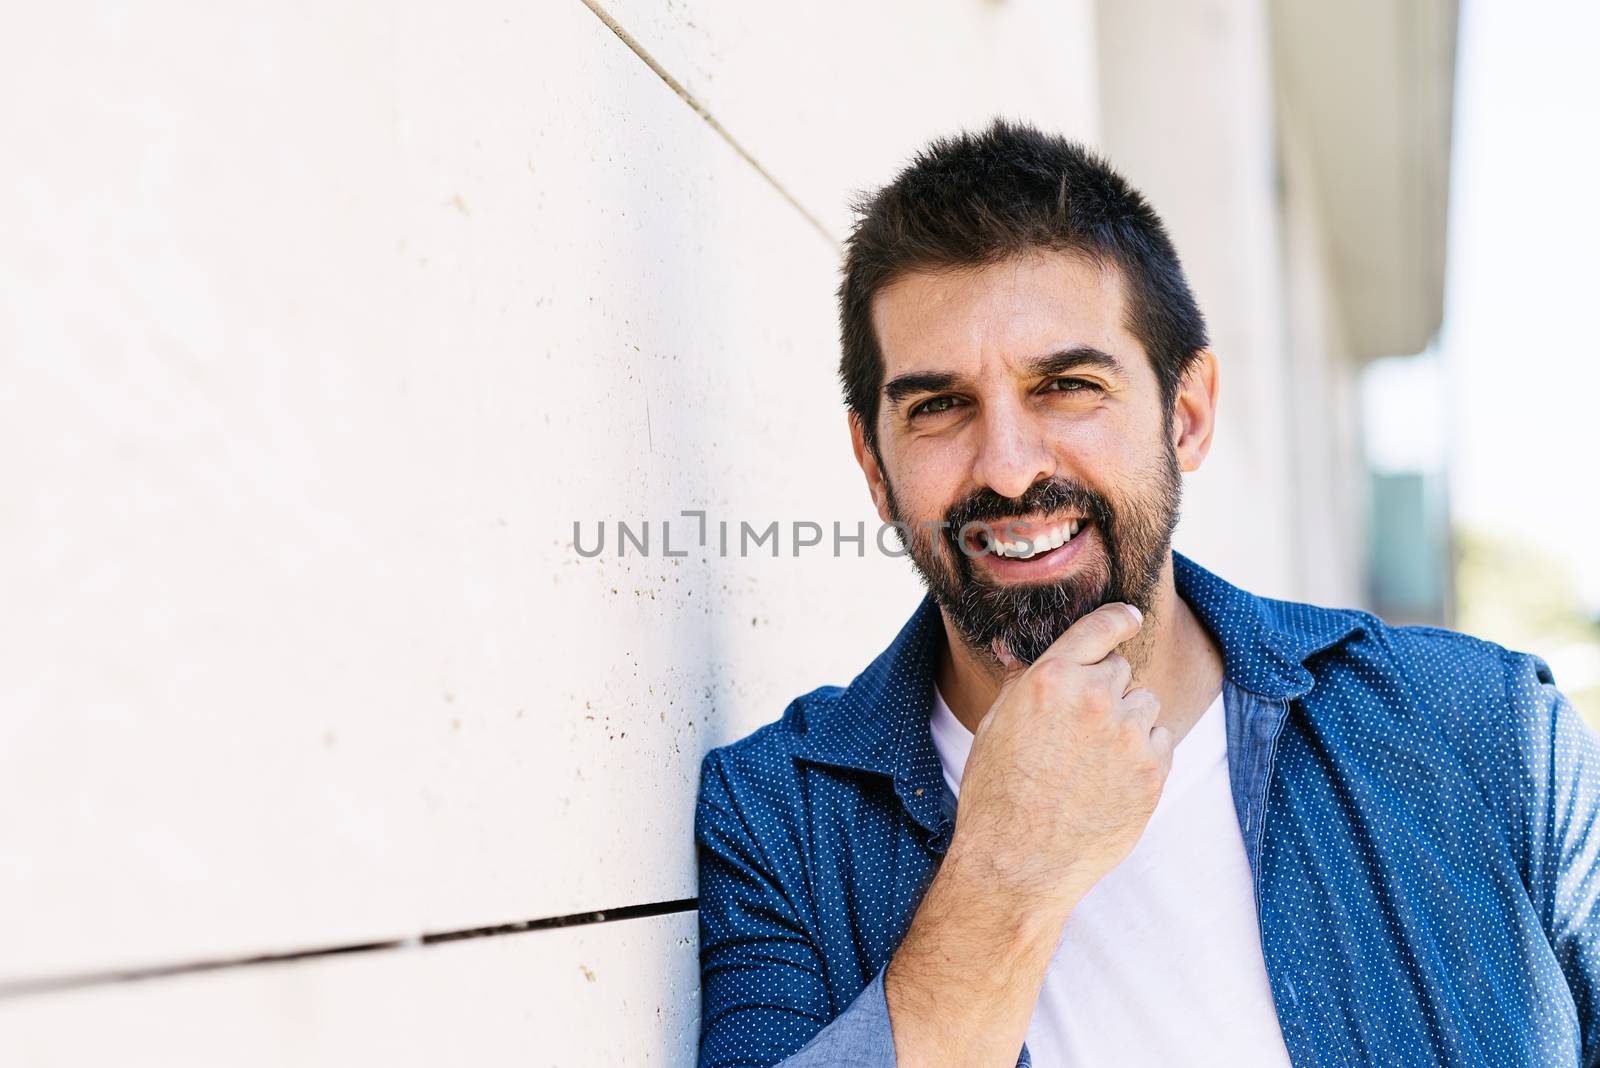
[934,554,1225,743]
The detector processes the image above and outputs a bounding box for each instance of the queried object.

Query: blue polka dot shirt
[695,552,1600,1066]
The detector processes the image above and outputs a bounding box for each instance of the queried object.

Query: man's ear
[848,412,895,525]
[1171,348,1220,473]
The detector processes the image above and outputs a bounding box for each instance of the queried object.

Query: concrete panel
[0,0,920,981]
[0,910,700,1067]
[1271,0,1457,359]
[594,0,1103,239]
[1276,111,1368,609]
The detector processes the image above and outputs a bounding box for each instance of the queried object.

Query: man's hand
[952,600,1172,913]
[885,602,1170,1066]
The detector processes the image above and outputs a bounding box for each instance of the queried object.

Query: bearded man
[694,120,1600,1068]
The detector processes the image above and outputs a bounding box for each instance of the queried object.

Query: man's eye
[1046,377,1102,394]
[911,395,963,417]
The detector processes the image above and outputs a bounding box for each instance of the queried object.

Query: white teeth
[984,519,1086,559]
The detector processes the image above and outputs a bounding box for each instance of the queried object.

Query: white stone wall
[0,2,1106,1062]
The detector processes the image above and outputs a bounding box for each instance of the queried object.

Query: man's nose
[971,405,1054,501]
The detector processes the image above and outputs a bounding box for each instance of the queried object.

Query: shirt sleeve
[695,749,899,1068]
[1507,651,1600,1065]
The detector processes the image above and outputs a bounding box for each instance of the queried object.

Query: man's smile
[962,514,1098,583]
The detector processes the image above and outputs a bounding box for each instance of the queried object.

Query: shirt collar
[792,551,1368,837]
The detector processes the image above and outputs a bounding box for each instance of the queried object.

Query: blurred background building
[1,0,1591,1063]
[1433,0,1600,729]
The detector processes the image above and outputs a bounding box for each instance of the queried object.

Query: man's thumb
[991,636,1026,684]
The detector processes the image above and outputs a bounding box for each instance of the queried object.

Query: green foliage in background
[1454,527,1600,731]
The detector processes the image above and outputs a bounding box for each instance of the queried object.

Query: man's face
[857,251,1184,665]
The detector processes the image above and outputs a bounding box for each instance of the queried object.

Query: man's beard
[884,438,1182,666]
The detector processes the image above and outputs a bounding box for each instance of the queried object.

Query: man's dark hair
[838,119,1209,450]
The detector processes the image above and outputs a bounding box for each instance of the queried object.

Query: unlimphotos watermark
[571,511,1048,560]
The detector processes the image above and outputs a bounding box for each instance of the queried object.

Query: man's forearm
[883,845,1078,1066]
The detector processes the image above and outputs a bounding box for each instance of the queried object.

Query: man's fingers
[1148,724,1174,772]
[1100,653,1133,697]
[1123,686,1159,728]
[1042,601,1144,666]
[991,635,1026,689]
[986,636,1031,710]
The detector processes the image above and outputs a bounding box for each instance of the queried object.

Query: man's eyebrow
[881,347,1128,407]
[1028,346,1127,379]
[883,371,963,406]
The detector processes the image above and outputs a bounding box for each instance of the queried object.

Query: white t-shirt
[927,686,1293,1067]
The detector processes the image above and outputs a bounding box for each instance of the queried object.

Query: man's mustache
[943,478,1115,537]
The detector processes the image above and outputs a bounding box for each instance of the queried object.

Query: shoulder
[695,685,845,813]
[1338,616,1553,716]
[693,685,863,909]
[1302,610,1565,780]
[1278,591,1539,697]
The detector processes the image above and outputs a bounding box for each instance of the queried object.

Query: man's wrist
[938,836,1089,935]
[883,844,1077,1063]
